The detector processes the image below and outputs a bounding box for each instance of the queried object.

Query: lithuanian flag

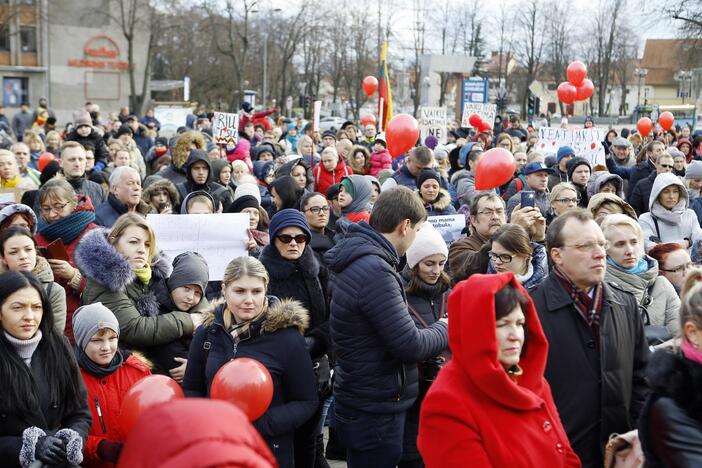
[378,41,393,131]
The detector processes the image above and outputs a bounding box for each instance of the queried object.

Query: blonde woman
[548,182,579,224]
[183,256,318,468]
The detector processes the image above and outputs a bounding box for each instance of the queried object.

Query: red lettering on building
[67,35,134,71]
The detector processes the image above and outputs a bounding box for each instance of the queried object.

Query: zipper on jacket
[94,398,107,434]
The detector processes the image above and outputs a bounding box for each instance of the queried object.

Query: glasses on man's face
[559,240,609,253]
[306,206,329,215]
[554,197,579,204]
[659,164,674,170]
[660,262,692,274]
[477,208,505,218]
[488,251,513,264]
[40,201,70,215]
[277,234,308,244]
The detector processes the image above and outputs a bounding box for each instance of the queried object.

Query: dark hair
[0,271,84,417]
[0,226,36,257]
[0,212,34,235]
[370,186,426,233]
[405,265,450,295]
[546,208,593,254]
[470,191,504,217]
[494,282,530,321]
[490,224,532,257]
[270,175,304,210]
[88,171,109,187]
[299,191,327,211]
[410,146,433,165]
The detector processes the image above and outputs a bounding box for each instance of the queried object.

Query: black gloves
[35,435,66,465]
[97,439,124,463]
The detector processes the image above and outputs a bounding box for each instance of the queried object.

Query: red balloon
[120,375,183,434]
[575,79,594,101]
[38,152,55,172]
[567,61,588,86]
[637,117,654,137]
[360,114,377,127]
[362,76,378,97]
[478,121,492,133]
[385,113,420,157]
[475,148,517,190]
[468,114,483,128]
[658,111,675,131]
[557,82,577,105]
[210,358,273,421]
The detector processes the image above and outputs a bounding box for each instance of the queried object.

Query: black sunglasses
[277,234,308,244]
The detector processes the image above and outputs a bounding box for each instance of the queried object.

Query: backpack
[502,175,526,201]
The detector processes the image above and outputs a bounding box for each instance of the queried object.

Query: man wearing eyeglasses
[629,152,674,216]
[529,208,649,467]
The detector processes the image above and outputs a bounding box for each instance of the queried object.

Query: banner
[536,127,607,168]
[461,102,496,129]
[147,213,249,281]
[153,106,191,138]
[427,215,466,245]
[419,107,447,144]
[212,112,240,145]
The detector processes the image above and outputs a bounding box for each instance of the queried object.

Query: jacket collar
[542,271,624,312]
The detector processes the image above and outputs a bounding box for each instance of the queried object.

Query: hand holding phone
[520,190,536,209]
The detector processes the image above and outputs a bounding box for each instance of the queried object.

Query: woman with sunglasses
[486,224,548,289]
[258,209,330,468]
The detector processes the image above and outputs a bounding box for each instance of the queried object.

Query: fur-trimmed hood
[74,227,172,291]
[204,296,310,336]
[418,188,452,211]
[142,177,181,208]
[171,131,206,169]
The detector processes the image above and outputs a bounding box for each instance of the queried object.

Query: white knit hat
[234,183,261,203]
[406,223,449,269]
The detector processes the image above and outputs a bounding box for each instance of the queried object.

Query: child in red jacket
[313,147,352,195]
[73,302,151,466]
[369,132,392,177]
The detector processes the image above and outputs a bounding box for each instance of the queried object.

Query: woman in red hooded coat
[417,272,580,467]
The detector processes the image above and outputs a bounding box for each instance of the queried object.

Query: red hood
[117,399,277,468]
[75,193,96,213]
[449,272,549,410]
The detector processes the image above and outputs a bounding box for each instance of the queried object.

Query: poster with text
[536,127,607,168]
[427,215,466,245]
[212,112,240,145]
[460,102,496,129]
[419,107,447,144]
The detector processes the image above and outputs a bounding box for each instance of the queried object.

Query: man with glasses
[630,151,675,216]
[530,208,649,467]
[300,192,335,259]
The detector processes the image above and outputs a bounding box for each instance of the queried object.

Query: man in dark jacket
[175,149,233,212]
[617,141,665,200]
[629,151,674,215]
[11,102,32,140]
[325,186,448,468]
[58,141,105,208]
[529,209,649,467]
[95,166,150,227]
[64,110,109,172]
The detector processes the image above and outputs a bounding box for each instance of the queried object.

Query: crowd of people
[1,97,702,467]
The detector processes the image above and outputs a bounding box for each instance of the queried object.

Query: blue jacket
[182,298,318,468]
[324,222,448,414]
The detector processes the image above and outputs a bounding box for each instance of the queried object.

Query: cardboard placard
[212,112,240,145]
[536,127,607,168]
[461,102,496,129]
[419,107,447,144]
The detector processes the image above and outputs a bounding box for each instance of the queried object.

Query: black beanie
[167,252,209,296]
[566,157,591,181]
[228,195,260,214]
[416,168,442,190]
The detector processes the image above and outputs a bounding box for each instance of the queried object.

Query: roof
[640,39,702,86]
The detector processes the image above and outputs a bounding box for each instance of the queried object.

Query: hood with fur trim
[74,227,172,291]
[141,177,181,209]
[418,188,452,211]
[171,131,206,169]
[204,296,310,336]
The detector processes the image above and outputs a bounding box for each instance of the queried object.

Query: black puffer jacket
[175,150,233,212]
[324,221,448,414]
[529,273,649,466]
[258,242,330,358]
[639,349,702,467]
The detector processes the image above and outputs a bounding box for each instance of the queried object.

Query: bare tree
[544,1,572,116]
[409,0,426,117]
[513,0,545,119]
[588,0,625,116]
[340,9,376,120]
[612,25,638,116]
[662,0,702,39]
[493,0,514,112]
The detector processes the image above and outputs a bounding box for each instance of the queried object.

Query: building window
[19,26,36,53]
[0,25,9,51]
[3,77,28,107]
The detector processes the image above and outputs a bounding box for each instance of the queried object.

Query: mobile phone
[520,190,535,208]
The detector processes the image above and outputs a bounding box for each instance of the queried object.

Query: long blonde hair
[222,256,269,329]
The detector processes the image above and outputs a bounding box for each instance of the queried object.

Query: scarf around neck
[681,339,702,367]
[38,208,95,244]
[1,175,21,188]
[607,256,649,276]
[553,265,604,337]
[76,346,124,378]
[133,263,152,285]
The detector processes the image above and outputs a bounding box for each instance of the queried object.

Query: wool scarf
[553,265,604,338]
[607,257,649,276]
[76,346,124,378]
[681,339,702,367]
[133,264,152,285]
[1,175,20,188]
[38,209,95,244]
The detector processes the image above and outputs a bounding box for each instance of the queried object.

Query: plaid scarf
[553,266,604,337]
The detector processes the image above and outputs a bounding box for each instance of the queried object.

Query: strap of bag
[653,216,661,240]
[439,292,448,319]
[407,303,430,328]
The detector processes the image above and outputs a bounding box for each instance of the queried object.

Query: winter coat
[529,272,649,466]
[638,349,702,468]
[312,160,352,195]
[391,164,419,189]
[65,127,110,171]
[422,189,456,216]
[629,170,657,215]
[507,189,551,220]
[627,160,655,200]
[324,221,448,414]
[182,298,318,468]
[58,175,106,213]
[486,242,548,289]
[548,167,569,191]
[456,171,477,208]
[80,354,151,467]
[418,273,580,468]
[308,228,335,263]
[586,172,625,200]
[75,228,195,350]
[640,173,702,252]
[258,243,330,358]
[605,256,680,335]
[175,150,233,212]
[95,193,152,228]
[133,127,154,158]
[0,341,92,468]
[156,131,207,186]
[369,148,392,177]
[34,257,67,333]
[141,177,180,212]
[448,230,489,280]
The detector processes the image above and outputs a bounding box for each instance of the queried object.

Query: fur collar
[258,243,320,280]
[74,228,172,291]
[418,188,452,211]
[647,349,702,423]
[204,296,309,335]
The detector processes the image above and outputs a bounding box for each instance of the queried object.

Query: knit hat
[269,208,312,241]
[406,223,448,269]
[167,251,209,295]
[326,183,341,200]
[416,168,442,190]
[424,135,439,150]
[557,146,576,163]
[116,124,133,138]
[677,138,692,150]
[612,137,630,148]
[228,194,260,214]
[667,147,684,160]
[72,110,92,128]
[234,183,262,203]
[686,161,702,179]
[433,145,450,161]
[374,132,386,147]
[72,302,120,351]
[322,130,337,141]
[566,157,591,180]
[155,136,168,147]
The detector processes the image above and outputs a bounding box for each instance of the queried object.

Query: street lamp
[251,7,282,109]
[676,70,693,104]
[634,67,648,109]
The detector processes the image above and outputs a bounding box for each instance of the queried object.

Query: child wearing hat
[369,132,392,177]
[73,302,151,465]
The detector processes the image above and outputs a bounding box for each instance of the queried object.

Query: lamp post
[676,70,693,104]
[634,67,648,109]
[252,7,282,109]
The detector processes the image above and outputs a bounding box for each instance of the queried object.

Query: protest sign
[153,106,190,138]
[461,102,496,129]
[0,188,22,203]
[312,100,322,132]
[147,213,249,281]
[536,127,607,168]
[212,112,240,145]
[419,107,447,143]
[427,215,466,245]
